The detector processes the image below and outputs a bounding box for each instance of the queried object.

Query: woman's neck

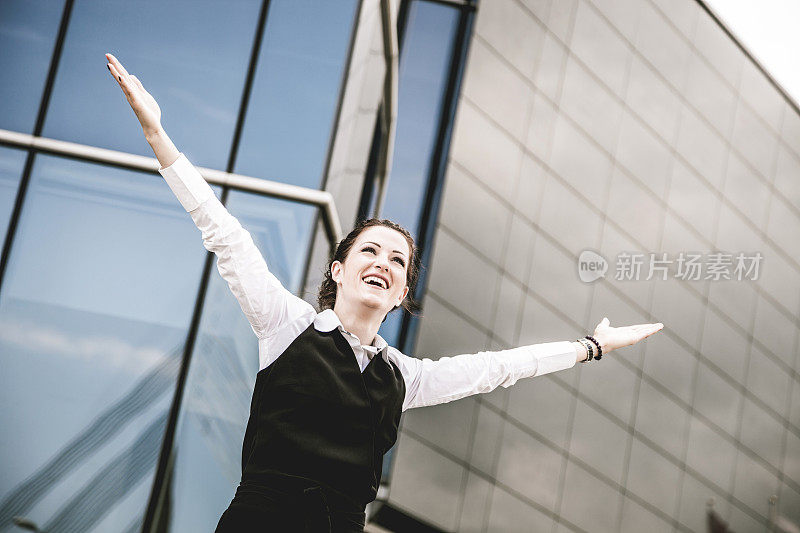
[332,300,384,347]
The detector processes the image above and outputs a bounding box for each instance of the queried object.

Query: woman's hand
[105,53,179,168]
[591,317,663,355]
[106,53,162,138]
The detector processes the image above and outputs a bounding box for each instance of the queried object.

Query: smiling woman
[105,52,664,532]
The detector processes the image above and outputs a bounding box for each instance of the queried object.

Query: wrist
[572,341,588,363]
[144,126,166,144]
[584,335,603,360]
[590,335,609,355]
[145,127,180,169]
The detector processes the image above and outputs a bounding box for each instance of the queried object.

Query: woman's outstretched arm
[394,317,664,411]
[106,53,314,346]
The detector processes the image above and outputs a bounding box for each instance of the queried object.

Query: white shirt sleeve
[390,341,578,411]
[159,153,314,340]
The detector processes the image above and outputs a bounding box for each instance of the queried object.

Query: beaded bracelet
[577,338,593,362]
[584,335,603,360]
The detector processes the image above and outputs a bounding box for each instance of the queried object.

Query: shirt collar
[313,308,343,333]
[314,308,389,353]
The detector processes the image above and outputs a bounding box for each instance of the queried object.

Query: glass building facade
[0,0,472,531]
[1,0,798,532]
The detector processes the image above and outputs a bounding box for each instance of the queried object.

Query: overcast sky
[704,0,800,108]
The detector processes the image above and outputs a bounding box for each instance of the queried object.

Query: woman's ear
[397,285,409,306]
[331,260,343,284]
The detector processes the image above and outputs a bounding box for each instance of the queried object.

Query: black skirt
[215,475,366,533]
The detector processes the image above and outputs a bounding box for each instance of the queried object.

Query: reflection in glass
[0,0,64,133]
[43,0,260,169]
[375,1,459,348]
[379,1,458,238]
[377,309,405,349]
[234,0,358,187]
[0,155,213,532]
[158,191,315,531]
[375,1,462,487]
[0,147,27,251]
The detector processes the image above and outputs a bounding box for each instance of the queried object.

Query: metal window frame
[370,0,401,218]
[357,0,476,354]
[0,129,343,245]
[397,0,475,355]
[364,0,477,523]
[297,0,364,300]
[356,0,418,222]
[0,0,74,302]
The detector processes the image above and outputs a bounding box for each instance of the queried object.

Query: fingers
[620,322,663,346]
[633,323,663,342]
[107,62,126,90]
[595,319,664,354]
[106,56,143,101]
[630,323,663,332]
[106,56,122,83]
[129,75,145,91]
[106,53,136,94]
[106,53,130,78]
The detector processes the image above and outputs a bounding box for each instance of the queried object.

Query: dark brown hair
[318,218,421,315]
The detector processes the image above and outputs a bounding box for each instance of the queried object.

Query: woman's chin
[356,293,391,312]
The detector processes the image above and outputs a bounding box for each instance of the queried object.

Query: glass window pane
[42,0,261,169]
[379,1,459,237]
[377,309,405,348]
[234,0,359,188]
[0,146,27,249]
[375,1,459,348]
[0,155,215,532]
[0,0,64,133]
[375,1,463,486]
[157,192,316,531]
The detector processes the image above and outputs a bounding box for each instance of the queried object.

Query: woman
[106,53,663,532]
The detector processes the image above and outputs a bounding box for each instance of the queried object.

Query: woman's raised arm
[106,53,314,343]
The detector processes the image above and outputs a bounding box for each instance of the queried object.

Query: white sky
[703,0,800,108]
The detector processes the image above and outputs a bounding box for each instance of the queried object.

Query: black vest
[240,323,405,506]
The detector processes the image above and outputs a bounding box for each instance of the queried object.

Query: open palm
[592,317,663,355]
[106,53,162,137]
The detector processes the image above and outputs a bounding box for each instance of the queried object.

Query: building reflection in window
[0,0,64,133]
[233,0,359,188]
[0,155,215,532]
[0,147,27,251]
[376,1,459,347]
[42,0,261,169]
[156,192,315,531]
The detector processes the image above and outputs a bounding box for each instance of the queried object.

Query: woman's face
[331,225,410,315]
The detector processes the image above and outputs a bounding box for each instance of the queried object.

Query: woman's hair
[318,218,421,315]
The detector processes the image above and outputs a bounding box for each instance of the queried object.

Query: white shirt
[159,153,577,411]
